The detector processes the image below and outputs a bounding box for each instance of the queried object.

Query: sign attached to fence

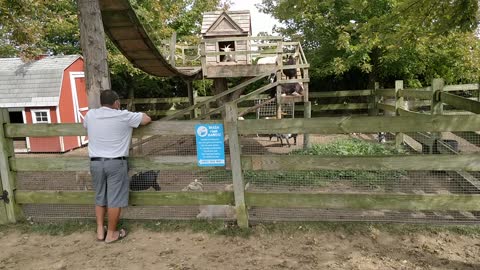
[195,124,225,167]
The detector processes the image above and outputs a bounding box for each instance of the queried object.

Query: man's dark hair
[100,90,120,106]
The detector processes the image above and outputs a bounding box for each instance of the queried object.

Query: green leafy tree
[259,0,480,87]
[1,0,228,97]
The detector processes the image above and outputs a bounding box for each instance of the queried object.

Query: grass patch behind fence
[208,139,408,188]
[2,220,480,238]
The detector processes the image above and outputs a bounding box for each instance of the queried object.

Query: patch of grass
[292,138,406,156]
[140,220,252,238]
[2,220,480,238]
[253,221,480,237]
[205,139,408,188]
[0,220,95,236]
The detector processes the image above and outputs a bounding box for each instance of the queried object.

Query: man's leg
[95,205,106,240]
[105,207,122,241]
[105,160,129,242]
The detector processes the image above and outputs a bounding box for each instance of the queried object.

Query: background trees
[1,0,478,95]
[259,0,480,89]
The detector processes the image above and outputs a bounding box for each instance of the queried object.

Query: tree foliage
[0,0,227,97]
[259,0,480,87]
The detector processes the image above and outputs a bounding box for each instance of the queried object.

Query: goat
[256,56,277,65]
[130,170,161,191]
[221,44,234,62]
[267,73,304,98]
[283,55,296,79]
[256,54,297,80]
[264,116,298,147]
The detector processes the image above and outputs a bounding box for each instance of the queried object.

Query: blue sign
[195,124,225,167]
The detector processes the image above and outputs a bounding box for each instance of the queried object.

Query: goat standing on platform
[221,44,234,62]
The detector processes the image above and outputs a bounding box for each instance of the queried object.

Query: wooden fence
[1,80,480,226]
[122,80,480,119]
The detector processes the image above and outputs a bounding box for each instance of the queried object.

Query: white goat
[256,56,277,65]
[221,44,234,62]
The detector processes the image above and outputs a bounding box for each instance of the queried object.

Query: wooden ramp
[99,0,202,79]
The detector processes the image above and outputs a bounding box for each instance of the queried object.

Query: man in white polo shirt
[84,90,151,243]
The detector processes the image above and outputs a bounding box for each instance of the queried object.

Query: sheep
[221,44,234,62]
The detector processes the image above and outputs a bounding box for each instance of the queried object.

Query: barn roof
[201,10,251,36]
[0,55,82,108]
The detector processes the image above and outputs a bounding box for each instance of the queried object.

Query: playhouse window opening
[218,41,235,62]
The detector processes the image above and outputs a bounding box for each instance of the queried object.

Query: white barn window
[31,109,51,124]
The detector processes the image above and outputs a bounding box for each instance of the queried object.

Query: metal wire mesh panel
[242,132,480,224]
[255,98,294,118]
[249,208,480,225]
[15,133,235,222]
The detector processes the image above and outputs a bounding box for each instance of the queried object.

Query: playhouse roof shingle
[0,55,82,108]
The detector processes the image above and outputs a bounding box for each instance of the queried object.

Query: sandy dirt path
[1,225,480,270]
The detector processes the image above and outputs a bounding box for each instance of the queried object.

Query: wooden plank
[15,191,234,206]
[377,103,396,112]
[375,89,396,97]
[440,92,480,114]
[120,97,189,104]
[404,132,435,146]
[310,90,371,98]
[453,132,480,147]
[6,120,219,137]
[11,156,219,172]
[311,103,369,111]
[202,36,283,43]
[245,192,480,211]
[398,108,427,117]
[235,115,480,134]
[400,89,432,100]
[7,115,480,138]
[444,83,480,91]
[225,103,249,228]
[240,154,480,171]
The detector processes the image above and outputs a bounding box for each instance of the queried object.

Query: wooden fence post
[394,80,404,148]
[170,32,177,67]
[303,101,311,149]
[186,80,196,119]
[369,82,379,116]
[0,109,21,223]
[127,88,135,111]
[276,41,283,119]
[431,78,445,151]
[224,102,249,228]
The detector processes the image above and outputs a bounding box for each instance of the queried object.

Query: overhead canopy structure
[99,0,202,79]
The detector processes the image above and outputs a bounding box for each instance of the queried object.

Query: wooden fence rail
[1,79,480,226]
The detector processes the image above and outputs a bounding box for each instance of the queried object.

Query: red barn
[0,55,88,153]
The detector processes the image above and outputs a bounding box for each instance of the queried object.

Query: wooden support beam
[0,109,21,223]
[225,103,249,228]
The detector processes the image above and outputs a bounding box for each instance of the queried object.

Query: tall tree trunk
[77,0,111,109]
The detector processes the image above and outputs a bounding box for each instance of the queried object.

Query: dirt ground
[1,225,480,270]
